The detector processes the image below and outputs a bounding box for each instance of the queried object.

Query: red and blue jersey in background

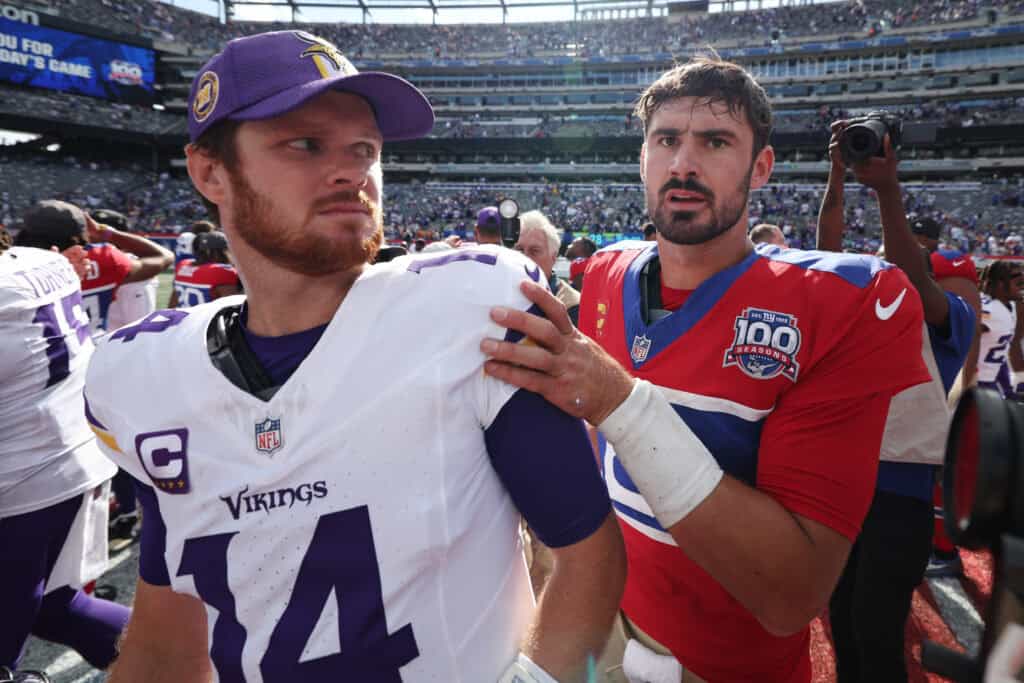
[579,241,929,683]
[82,243,133,334]
[173,259,240,307]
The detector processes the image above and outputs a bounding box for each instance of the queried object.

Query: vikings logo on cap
[192,71,219,123]
[723,307,802,382]
[294,31,355,79]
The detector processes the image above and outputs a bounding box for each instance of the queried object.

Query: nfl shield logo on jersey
[255,417,284,455]
[723,308,802,382]
[630,334,652,364]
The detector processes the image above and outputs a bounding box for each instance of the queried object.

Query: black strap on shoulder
[206,305,281,402]
[639,256,670,324]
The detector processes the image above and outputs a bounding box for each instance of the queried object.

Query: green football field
[157,270,175,309]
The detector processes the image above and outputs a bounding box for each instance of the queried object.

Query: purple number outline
[33,291,90,388]
[110,309,189,343]
[177,506,418,680]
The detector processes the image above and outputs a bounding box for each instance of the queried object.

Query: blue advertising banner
[0,17,155,103]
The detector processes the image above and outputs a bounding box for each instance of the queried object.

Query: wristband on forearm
[498,652,559,683]
[598,379,723,528]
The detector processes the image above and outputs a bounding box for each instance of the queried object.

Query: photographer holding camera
[817,118,978,683]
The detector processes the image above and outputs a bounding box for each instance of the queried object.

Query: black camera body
[840,111,903,165]
[498,198,521,248]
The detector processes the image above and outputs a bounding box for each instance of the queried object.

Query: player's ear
[186,143,228,206]
[749,144,775,191]
[639,142,647,185]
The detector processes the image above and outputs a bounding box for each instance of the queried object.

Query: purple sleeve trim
[134,482,171,586]
[83,395,107,431]
[484,389,611,548]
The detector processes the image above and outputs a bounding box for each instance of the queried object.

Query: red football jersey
[82,243,133,332]
[580,241,929,683]
[173,259,240,307]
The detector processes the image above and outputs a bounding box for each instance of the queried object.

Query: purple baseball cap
[188,30,434,143]
[477,206,501,229]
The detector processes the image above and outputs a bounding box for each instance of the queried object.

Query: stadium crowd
[4,152,1023,257]
[4,78,1024,142]
[34,0,1024,57]
[0,86,178,136]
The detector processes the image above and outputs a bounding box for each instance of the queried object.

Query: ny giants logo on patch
[630,334,652,364]
[255,417,284,455]
[135,429,190,494]
[723,308,802,382]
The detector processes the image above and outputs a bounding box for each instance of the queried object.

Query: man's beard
[649,168,752,246]
[229,171,382,276]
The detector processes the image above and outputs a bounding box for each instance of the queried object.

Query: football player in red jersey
[15,201,173,335]
[482,55,930,683]
[168,230,241,308]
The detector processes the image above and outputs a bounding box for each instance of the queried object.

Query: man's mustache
[659,177,714,201]
[313,191,378,214]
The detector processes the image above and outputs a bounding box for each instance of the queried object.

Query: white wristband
[598,379,723,528]
[498,652,559,683]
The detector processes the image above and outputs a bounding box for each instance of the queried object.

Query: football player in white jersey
[86,31,624,683]
[0,230,130,675]
[976,260,1023,396]
[174,220,215,265]
[94,211,161,331]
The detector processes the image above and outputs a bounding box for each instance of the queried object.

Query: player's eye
[657,136,677,148]
[354,141,379,159]
[287,138,321,152]
[707,137,729,149]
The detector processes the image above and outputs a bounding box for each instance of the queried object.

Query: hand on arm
[816,120,848,253]
[851,135,949,327]
[107,579,212,683]
[87,215,174,283]
[481,280,635,425]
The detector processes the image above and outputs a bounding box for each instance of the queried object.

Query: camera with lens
[498,198,520,248]
[922,388,1024,682]
[839,111,903,165]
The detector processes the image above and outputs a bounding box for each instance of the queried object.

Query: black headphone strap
[206,305,280,402]
[639,256,665,324]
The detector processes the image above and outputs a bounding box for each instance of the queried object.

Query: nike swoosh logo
[875,288,908,321]
[952,259,966,267]
[524,263,541,283]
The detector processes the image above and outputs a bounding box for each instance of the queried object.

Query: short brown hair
[187,119,241,225]
[0,226,11,254]
[634,54,773,156]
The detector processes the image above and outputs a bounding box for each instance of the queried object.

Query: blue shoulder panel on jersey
[756,244,889,289]
[484,389,610,548]
[135,482,171,586]
[622,244,760,369]
[936,248,967,261]
[597,239,651,255]
[928,291,976,393]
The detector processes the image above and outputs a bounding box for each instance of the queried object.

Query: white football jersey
[85,246,548,681]
[107,276,159,330]
[978,294,1016,384]
[175,231,196,261]
[0,247,115,517]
